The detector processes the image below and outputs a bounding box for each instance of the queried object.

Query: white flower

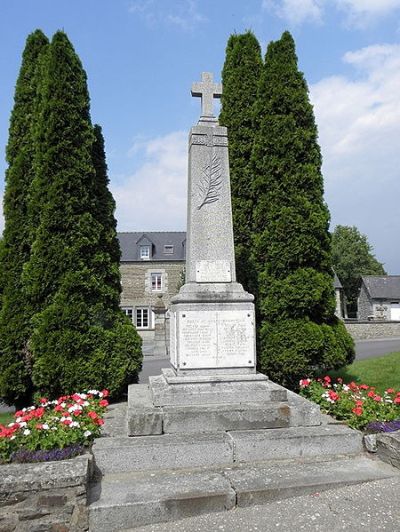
[83,401,89,407]
[51,427,57,431]
[42,424,50,430]
[84,430,92,438]
[70,421,80,428]
[15,417,23,423]
[10,435,16,440]
[23,429,31,436]
[343,385,350,392]
[8,422,15,427]
[19,421,27,428]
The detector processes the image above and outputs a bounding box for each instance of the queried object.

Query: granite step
[88,455,399,531]
[93,424,363,475]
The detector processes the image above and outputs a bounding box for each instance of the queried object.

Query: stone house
[118,232,186,356]
[357,276,400,321]
[334,272,346,319]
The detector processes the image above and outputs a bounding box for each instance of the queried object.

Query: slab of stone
[230,425,363,463]
[285,389,323,427]
[162,402,290,434]
[149,373,287,407]
[92,433,234,475]
[161,368,267,383]
[127,384,162,436]
[376,430,400,469]
[224,455,397,507]
[89,468,236,531]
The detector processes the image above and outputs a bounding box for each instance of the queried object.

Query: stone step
[93,424,363,476]
[127,384,323,436]
[88,455,399,531]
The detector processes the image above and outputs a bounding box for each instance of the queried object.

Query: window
[122,307,133,322]
[135,307,149,328]
[164,245,174,254]
[151,272,162,291]
[140,245,150,260]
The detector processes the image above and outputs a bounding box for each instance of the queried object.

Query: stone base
[127,368,324,436]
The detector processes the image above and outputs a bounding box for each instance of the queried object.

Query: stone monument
[170,72,256,376]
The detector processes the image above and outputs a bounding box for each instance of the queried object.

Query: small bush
[299,377,400,430]
[0,389,108,464]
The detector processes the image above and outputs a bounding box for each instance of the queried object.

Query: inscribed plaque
[195,260,231,283]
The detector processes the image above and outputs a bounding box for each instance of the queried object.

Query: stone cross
[191,72,222,117]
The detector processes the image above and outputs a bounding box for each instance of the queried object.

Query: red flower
[373,395,382,402]
[32,407,45,418]
[36,423,44,430]
[386,388,395,394]
[367,391,375,398]
[355,400,363,407]
[101,389,110,398]
[88,411,98,420]
[394,397,400,404]
[359,384,369,390]
[99,399,109,408]
[73,410,82,417]
[95,418,104,426]
[328,390,339,402]
[299,379,311,388]
[54,405,64,412]
[62,419,72,426]
[337,377,343,384]
[15,410,24,418]
[39,398,48,404]
[352,406,363,416]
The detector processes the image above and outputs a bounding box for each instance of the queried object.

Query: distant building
[334,273,346,319]
[118,232,186,356]
[358,276,400,321]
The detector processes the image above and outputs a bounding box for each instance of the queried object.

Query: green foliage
[332,225,386,312]
[0,30,144,403]
[219,31,262,294]
[252,32,354,387]
[300,377,400,430]
[0,30,49,406]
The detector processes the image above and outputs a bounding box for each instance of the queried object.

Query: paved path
[355,337,400,360]
[133,476,400,532]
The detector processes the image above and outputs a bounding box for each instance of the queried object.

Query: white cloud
[263,0,400,27]
[336,0,400,27]
[128,0,206,31]
[263,0,324,26]
[111,131,187,232]
[310,43,400,272]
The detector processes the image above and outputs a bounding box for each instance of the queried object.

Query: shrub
[0,389,108,463]
[299,377,400,430]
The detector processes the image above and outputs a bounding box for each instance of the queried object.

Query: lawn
[0,412,13,426]
[325,351,400,393]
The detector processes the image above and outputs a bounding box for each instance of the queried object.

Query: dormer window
[164,245,174,255]
[140,245,151,260]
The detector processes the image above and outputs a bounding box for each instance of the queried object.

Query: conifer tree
[219,32,262,294]
[252,32,354,388]
[0,30,49,406]
[24,32,142,398]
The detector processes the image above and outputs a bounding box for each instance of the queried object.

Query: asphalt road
[2,338,400,411]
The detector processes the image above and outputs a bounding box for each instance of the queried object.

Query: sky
[0,0,399,273]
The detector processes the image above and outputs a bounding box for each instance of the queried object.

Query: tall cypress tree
[252,32,354,388]
[24,32,142,398]
[219,32,262,294]
[0,30,49,406]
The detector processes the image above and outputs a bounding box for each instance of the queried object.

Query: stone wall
[357,284,372,320]
[0,454,91,531]
[345,321,400,340]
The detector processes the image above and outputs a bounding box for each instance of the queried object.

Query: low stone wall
[345,321,400,340]
[0,454,92,531]
[376,431,400,470]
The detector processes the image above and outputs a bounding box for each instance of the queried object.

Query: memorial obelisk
[169,72,257,376]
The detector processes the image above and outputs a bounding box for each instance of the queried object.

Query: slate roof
[118,232,186,262]
[333,272,343,289]
[361,276,400,300]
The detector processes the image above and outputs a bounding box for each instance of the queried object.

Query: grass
[324,351,400,394]
[0,412,13,426]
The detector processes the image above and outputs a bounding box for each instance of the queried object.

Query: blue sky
[0,0,399,272]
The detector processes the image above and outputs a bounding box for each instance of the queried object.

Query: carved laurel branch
[197,155,222,210]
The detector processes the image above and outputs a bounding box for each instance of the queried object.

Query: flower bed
[0,390,109,463]
[299,377,400,431]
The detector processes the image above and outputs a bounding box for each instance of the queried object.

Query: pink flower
[394,397,400,405]
[352,406,363,416]
[99,399,109,408]
[386,388,395,394]
[373,395,382,402]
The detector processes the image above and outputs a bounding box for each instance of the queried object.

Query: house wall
[345,321,400,340]
[120,261,184,354]
[357,284,373,320]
